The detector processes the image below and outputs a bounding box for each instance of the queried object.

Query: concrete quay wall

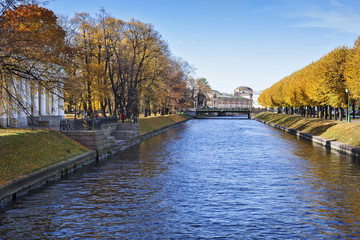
[0,151,97,209]
[254,118,360,158]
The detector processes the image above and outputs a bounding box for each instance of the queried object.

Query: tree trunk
[340,107,344,121]
[87,81,93,115]
[144,99,151,117]
[327,105,330,120]
[310,106,313,117]
[320,106,324,119]
[82,101,87,114]
[100,98,107,117]
[353,103,356,119]
[106,99,112,116]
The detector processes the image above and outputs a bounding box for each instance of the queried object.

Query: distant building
[234,86,253,104]
[206,86,253,109]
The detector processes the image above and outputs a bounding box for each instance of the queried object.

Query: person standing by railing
[121,112,125,123]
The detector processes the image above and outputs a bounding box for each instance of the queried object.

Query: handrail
[196,108,250,112]
[60,116,118,131]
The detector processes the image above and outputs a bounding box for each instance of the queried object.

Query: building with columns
[234,86,253,102]
[0,67,66,128]
[206,88,252,109]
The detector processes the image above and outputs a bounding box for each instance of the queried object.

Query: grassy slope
[255,112,360,147]
[138,114,191,134]
[0,129,89,186]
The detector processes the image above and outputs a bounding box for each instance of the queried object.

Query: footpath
[253,112,360,158]
[0,114,191,209]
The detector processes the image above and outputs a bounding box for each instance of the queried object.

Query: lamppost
[346,89,351,122]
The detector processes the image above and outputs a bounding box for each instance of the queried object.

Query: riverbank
[138,113,192,134]
[0,114,192,208]
[0,129,89,187]
[254,112,360,156]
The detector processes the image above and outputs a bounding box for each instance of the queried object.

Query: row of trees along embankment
[0,1,210,120]
[258,37,360,121]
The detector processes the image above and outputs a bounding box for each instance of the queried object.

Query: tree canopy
[259,45,354,114]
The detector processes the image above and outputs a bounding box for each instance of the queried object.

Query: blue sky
[47,0,360,93]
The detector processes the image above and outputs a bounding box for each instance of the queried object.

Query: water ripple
[2,119,360,239]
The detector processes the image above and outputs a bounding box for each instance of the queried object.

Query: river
[1,118,360,239]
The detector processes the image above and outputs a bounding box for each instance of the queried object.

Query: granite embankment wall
[254,117,360,158]
[61,123,140,159]
[0,117,191,209]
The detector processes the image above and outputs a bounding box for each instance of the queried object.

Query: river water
[2,119,360,239]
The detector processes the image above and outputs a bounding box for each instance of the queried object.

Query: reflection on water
[1,119,360,239]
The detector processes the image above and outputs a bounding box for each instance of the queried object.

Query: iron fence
[196,107,250,112]
[60,116,118,131]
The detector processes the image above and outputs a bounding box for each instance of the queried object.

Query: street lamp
[346,89,351,122]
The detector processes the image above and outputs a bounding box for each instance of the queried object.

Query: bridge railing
[196,107,250,112]
[60,116,118,131]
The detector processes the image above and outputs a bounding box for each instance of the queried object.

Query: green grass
[320,123,360,147]
[0,129,89,187]
[138,114,191,134]
[254,112,360,147]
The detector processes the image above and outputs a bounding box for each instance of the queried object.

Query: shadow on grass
[256,112,338,136]
[301,122,338,135]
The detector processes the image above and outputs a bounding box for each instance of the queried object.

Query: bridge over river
[186,108,264,118]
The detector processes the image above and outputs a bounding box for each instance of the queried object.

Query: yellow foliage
[259,46,349,108]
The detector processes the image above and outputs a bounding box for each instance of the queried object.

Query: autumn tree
[0,0,44,15]
[152,56,191,115]
[193,78,210,108]
[61,9,194,119]
[346,38,360,101]
[259,45,350,120]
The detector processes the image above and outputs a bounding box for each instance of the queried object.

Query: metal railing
[60,116,118,131]
[196,108,250,112]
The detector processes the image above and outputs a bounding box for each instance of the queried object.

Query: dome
[234,86,253,97]
[235,86,253,91]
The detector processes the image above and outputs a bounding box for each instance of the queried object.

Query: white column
[39,87,46,116]
[0,99,7,128]
[25,80,32,113]
[58,87,65,118]
[32,83,39,117]
[52,90,58,116]
[47,91,52,115]
[11,103,18,118]
[57,83,65,118]
[58,97,65,118]
[18,79,26,118]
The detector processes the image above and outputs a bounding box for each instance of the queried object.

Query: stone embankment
[0,115,191,209]
[61,122,140,159]
[253,113,360,158]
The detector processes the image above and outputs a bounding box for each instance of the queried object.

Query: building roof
[218,95,248,100]
[235,86,253,91]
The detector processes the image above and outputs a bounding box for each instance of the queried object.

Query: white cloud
[330,0,343,7]
[289,3,360,33]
